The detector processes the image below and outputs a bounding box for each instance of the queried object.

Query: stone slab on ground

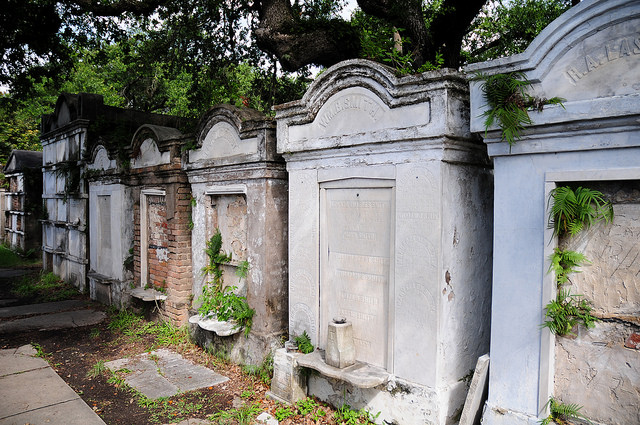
[105,348,228,399]
[0,345,105,425]
[0,299,91,318]
[0,309,106,333]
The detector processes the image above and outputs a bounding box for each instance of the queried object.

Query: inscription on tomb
[564,33,640,85]
[321,186,392,368]
[317,94,383,129]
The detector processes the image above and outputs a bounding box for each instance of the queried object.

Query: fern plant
[542,288,598,336]
[549,249,589,287]
[549,186,613,237]
[476,72,564,146]
[540,397,592,425]
[294,331,314,354]
[198,229,254,336]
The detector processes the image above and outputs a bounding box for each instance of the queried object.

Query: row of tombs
[32,2,640,424]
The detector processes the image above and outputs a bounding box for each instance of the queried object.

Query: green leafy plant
[274,406,295,421]
[549,248,589,287]
[198,229,255,336]
[549,186,613,237]
[475,72,564,146]
[540,397,592,425]
[312,408,327,422]
[296,397,319,415]
[87,360,107,378]
[294,330,314,354]
[12,272,79,303]
[241,352,274,384]
[334,404,380,425]
[542,288,598,336]
[31,343,51,359]
[209,402,261,425]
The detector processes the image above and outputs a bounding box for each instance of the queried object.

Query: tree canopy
[0,0,578,165]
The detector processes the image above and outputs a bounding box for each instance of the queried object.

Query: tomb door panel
[96,195,111,274]
[205,193,248,289]
[146,194,169,289]
[320,182,394,370]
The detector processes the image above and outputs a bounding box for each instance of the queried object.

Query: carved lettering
[318,94,383,128]
[565,33,640,85]
[585,55,600,71]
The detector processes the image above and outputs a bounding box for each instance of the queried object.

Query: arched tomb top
[130,124,182,168]
[467,0,640,134]
[275,59,469,154]
[87,145,116,171]
[187,104,275,165]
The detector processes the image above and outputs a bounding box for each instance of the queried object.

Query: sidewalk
[0,344,106,425]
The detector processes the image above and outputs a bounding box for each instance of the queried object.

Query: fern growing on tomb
[475,72,564,146]
[198,229,254,336]
[548,186,613,237]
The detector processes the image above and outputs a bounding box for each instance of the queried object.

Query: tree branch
[254,0,360,71]
[70,0,165,17]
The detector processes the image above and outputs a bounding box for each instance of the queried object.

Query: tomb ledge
[188,314,242,337]
[87,271,118,285]
[130,287,168,302]
[296,350,389,389]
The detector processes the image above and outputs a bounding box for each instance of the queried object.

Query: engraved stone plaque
[320,186,393,368]
[97,195,112,273]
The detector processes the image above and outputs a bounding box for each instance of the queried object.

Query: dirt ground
[0,268,369,425]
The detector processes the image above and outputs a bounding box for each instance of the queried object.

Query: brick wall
[132,169,193,326]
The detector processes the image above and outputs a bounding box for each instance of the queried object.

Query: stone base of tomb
[88,272,131,309]
[269,346,470,425]
[307,371,469,425]
[188,314,285,367]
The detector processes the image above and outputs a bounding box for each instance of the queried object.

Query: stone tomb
[85,145,133,307]
[128,124,194,325]
[184,105,288,366]
[466,1,640,424]
[272,60,493,425]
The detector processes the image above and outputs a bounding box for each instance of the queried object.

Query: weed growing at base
[12,271,79,302]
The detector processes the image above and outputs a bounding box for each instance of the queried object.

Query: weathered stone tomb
[128,124,194,325]
[466,0,640,424]
[2,150,43,252]
[184,105,288,365]
[41,93,189,301]
[270,60,493,425]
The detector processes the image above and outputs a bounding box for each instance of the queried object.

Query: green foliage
[87,360,107,378]
[274,406,296,421]
[31,342,51,359]
[199,229,255,336]
[209,402,261,425]
[0,244,23,267]
[295,330,315,354]
[539,397,592,425]
[464,0,573,64]
[549,186,614,237]
[135,392,206,424]
[334,404,380,425]
[296,397,319,415]
[475,71,564,145]
[542,288,598,336]
[241,352,274,384]
[11,271,79,303]
[549,248,589,287]
[107,308,192,348]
